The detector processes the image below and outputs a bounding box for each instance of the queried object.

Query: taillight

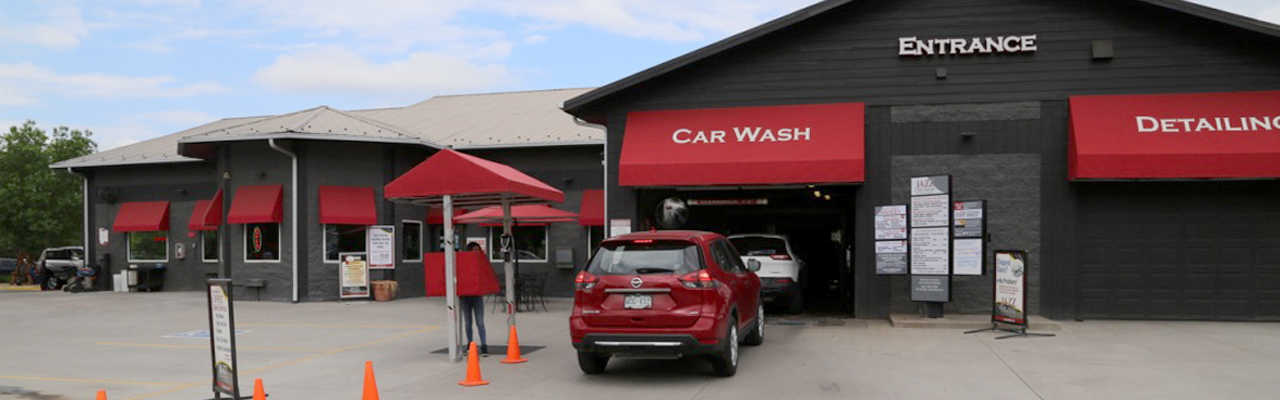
[633,239,654,244]
[679,270,720,289]
[770,254,791,260]
[776,278,792,284]
[574,271,598,291]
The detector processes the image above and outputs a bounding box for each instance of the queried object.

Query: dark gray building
[53,89,605,302]
[564,0,1280,321]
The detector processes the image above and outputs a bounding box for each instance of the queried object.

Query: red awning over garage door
[1070,91,1280,180]
[114,201,170,232]
[228,185,283,223]
[319,186,377,225]
[620,103,865,186]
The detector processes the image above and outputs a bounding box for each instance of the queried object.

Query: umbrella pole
[503,199,515,329]
[444,195,460,363]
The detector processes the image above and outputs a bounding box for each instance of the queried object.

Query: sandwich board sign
[964,250,1054,339]
[340,252,370,299]
[207,279,241,399]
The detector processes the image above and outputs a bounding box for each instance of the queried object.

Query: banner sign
[993,251,1028,325]
[911,275,950,302]
[339,253,370,299]
[206,279,240,398]
[874,205,908,240]
[952,200,986,276]
[367,225,395,269]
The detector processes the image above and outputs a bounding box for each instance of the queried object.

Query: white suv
[728,234,805,313]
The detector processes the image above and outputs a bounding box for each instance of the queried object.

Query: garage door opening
[637,187,856,316]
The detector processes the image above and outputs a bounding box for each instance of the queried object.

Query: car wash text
[672,127,812,144]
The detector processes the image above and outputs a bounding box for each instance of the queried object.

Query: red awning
[578,189,604,226]
[1070,91,1280,180]
[384,148,564,207]
[188,190,223,231]
[426,207,469,224]
[454,205,579,225]
[228,185,283,224]
[319,186,376,225]
[113,201,170,232]
[620,103,865,186]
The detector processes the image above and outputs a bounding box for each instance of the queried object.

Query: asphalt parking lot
[1,290,1278,400]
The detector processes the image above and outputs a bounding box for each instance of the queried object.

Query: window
[202,230,219,263]
[728,236,789,257]
[488,226,548,262]
[586,241,702,276]
[324,224,367,262]
[711,240,744,272]
[128,231,168,262]
[245,223,281,262]
[402,220,423,262]
[587,226,605,252]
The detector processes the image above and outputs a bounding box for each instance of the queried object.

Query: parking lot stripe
[96,342,332,352]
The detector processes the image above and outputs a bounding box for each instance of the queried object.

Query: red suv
[571,230,763,377]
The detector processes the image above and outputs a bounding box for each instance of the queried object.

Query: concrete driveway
[1,290,1277,400]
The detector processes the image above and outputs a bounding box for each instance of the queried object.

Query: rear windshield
[729,237,788,257]
[586,241,702,276]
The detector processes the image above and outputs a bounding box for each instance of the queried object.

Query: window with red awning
[319,186,377,225]
[228,185,283,223]
[113,201,171,232]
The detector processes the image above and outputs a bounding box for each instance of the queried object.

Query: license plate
[624,294,652,309]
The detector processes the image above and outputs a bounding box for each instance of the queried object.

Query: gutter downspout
[68,167,89,271]
[572,117,608,233]
[268,139,300,303]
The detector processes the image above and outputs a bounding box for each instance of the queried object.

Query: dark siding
[596,0,1280,318]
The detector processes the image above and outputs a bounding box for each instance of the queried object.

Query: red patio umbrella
[385,148,563,362]
[454,204,579,224]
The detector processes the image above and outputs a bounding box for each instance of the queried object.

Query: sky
[2,0,1278,152]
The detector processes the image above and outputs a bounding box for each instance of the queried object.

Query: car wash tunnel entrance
[636,186,857,315]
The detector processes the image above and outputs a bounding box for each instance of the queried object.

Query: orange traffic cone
[500,326,528,364]
[458,342,489,386]
[362,361,380,400]
[253,378,266,400]
[96,390,107,400]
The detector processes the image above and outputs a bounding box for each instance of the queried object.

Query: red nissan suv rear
[570,230,763,377]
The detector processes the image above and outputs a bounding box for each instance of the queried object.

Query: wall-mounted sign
[993,251,1028,325]
[910,175,950,196]
[367,225,395,269]
[339,253,370,299]
[910,227,949,275]
[899,35,1038,57]
[911,275,950,302]
[687,199,769,206]
[98,227,110,246]
[609,219,632,237]
[953,200,987,276]
[875,240,908,276]
[953,239,984,276]
[874,205,908,240]
[207,279,240,398]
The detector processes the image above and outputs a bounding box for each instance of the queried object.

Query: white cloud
[252,46,509,96]
[0,62,229,105]
[486,0,821,42]
[524,35,548,45]
[0,4,89,50]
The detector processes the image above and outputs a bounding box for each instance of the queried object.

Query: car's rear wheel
[577,351,609,374]
[743,303,764,346]
[711,319,739,377]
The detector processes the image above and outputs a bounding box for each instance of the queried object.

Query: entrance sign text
[899,35,1037,57]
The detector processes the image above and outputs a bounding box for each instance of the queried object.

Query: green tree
[0,121,97,256]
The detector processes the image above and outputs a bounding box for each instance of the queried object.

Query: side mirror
[747,259,761,272]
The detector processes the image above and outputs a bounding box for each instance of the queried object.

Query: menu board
[953,238,984,276]
[910,227,949,275]
[874,205,908,240]
[953,201,985,238]
[910,195,951,228]
[952,200,986,276]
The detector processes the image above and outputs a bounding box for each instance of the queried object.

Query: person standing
[460,242,489,355]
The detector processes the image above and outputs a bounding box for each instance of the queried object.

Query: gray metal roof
[563,0,1280,119]
[353,88,601,149]
[50,116,266,169]
[180,105,437,147]
[52,88,602,169]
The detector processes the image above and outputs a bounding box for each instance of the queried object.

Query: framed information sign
[207,279,241,399]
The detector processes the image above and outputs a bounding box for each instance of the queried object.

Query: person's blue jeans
[460,296,487,348]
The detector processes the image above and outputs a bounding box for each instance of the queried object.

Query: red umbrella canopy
[455,204,579,224]
[385,148,564,207]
